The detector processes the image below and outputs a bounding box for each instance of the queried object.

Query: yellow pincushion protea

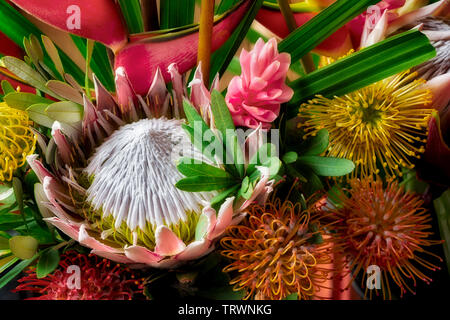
[299,70,433,180]
[0,102,36,181]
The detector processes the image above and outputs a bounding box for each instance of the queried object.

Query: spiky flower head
[0,102,36,181]
[299,70,433,180]
[326,178,442,299]
[221,195,333,300]
[27,65,260,268]
[14,251,143,300]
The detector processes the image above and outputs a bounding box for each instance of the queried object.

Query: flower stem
[276,0,316,74]
[198,0,215,85]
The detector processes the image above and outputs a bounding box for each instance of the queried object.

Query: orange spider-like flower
[220,197,334,300]
[328,178,443,299]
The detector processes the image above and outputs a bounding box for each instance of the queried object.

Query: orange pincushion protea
[328,178,443,299]
[220,197,334,300]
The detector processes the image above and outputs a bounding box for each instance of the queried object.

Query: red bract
[10,0,128,52]
[9,0,252,98]
[14,251,143,300]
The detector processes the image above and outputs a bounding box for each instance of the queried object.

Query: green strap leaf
[160,0,196,29]
[0,254,38,289]
[286,30,436,116]
[278,0,379,61]
[210,90,244,177]
[118,0,145,34]
[46,101,83,123]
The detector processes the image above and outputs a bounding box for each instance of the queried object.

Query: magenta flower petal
[114,0,251,97]
[10,0,128,52]
[226,38,293,129]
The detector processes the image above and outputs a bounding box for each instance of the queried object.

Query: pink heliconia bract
[225,38,293,129]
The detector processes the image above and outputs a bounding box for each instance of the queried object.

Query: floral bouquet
[0,0,449,302]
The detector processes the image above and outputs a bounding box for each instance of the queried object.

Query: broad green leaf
[301,129,329,156]
[278,0,379,61]
[210,90,244,177]
[297,156,355,176]
[177,159,231,178]
[175,176,236,192]
[287,30,436,115]
[27,103,54,128]
[3,92,53,111]
[118,0,145,33]
[36,248,60,279]
[0,254,38,289]
[46,101,83,123]
[434,189,450,276]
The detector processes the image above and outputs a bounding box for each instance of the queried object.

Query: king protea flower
[27,64,269,268]
[0,102,36,181]
[14,251,143,300]
[225,38,294,129]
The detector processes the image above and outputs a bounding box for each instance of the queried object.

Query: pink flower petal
[124,245,163,264]
[209,197,235,239]
[154,226,186,256]
[78,224,122,253]
[174,239,213,261]
[44,217,80,240]
[91,250,135,265]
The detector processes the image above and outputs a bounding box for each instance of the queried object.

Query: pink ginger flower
[225,38,293,129]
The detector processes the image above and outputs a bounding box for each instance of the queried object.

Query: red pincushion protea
[327,178,443,299]
[14,251,143,300]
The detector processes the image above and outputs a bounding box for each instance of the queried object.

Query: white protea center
[83,117,212,234]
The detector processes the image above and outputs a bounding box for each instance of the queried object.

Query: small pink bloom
[225,38,293,129]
